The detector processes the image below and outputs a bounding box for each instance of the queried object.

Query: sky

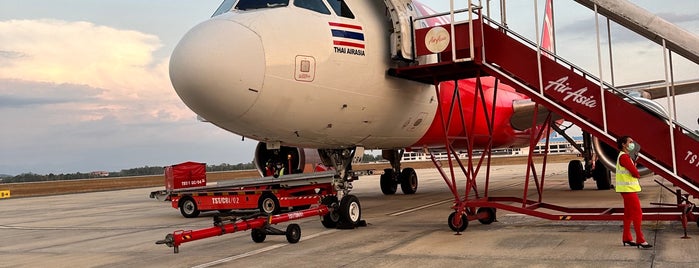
[0,0,697,176]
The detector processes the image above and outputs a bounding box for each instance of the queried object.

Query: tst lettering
[685,150,699,167]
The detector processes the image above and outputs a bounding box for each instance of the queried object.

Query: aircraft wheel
[179,197,200,218]
[593,160,611,190]
[258,193,280,214]
[251,229,266,243]
[568,160,585,190]
[320,195,339,228]
[477,207,497,224]
[399,168,418,194]
[339,195,362,226]
[448,211,468,232]
[380,169,397,195]
[285,224,301,244]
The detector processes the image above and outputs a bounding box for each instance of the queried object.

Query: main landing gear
[380,149,418,195]
[556,128,611,191]
[567,159,610,191]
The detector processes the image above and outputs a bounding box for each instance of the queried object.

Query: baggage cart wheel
[258,193,280,214]
[286,224,301,243]
[251,229,266,243]
[179,197,200,218]
[320,195,340,228]
[448,211,468,232]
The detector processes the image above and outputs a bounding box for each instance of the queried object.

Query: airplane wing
[616,79,699,99]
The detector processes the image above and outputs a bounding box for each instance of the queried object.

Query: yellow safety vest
[275,167,285,177]
[615,152,641,193]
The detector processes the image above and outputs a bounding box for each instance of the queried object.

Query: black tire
[179,197,200,218]
[258,193,280,214]
[399,168,418,195]
[380,169,397,195]
[568,160,585,190]
[477,207,497,224]
[593,160,611,190]
[251,229,266,243]
[285,224,301,244]
[320,195,340,228]
[448,211,468,232]
[339,195,362,226]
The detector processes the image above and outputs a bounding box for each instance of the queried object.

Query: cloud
[0,19,228,175]
[0,78,258,175]
[0,20,159,88]
[656,12,699,26]
[0,19,193,123]
[0,79,102,107]
[556,8,699,45]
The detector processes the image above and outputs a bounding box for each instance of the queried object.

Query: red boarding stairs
[389,5,699,233]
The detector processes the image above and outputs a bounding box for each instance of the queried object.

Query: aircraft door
[383,0,417,60]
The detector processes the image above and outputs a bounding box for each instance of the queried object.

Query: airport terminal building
[402,134,583,162]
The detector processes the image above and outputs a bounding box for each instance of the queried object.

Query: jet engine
[252,142,327,176]
[592,96,668,176]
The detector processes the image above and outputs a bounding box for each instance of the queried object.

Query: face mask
[627,142,635,151]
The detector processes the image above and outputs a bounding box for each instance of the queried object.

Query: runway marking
[191,229,338,268]
[388,199,453,216]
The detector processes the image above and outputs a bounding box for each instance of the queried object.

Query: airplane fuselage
[170,0,530,151]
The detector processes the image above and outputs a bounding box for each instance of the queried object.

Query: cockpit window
[327,0,354,19]
[235,0,289,11]
[294,0,331,14]
[212,0,236,17]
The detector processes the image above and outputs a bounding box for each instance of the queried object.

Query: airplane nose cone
[170,19,264,121]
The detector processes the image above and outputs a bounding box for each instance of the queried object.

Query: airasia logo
[544,76,597,108]
[424,26,450,53]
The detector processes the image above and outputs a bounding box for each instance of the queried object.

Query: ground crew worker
[616,135,652,249]
[273,162,285,178]
[264,160,274,177]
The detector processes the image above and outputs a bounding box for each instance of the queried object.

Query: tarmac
[1,162,698,267]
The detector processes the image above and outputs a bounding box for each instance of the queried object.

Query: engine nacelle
[593,96,667,176]
[252,142,328,176]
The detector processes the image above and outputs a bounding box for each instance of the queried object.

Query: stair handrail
[410,1,481,63]
[479,16,696,136]
[475,16,699,195]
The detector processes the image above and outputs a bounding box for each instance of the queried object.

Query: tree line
[0,162,256,183]
[0,154,384,183]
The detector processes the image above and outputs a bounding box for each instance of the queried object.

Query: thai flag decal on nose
[329,22,366,56]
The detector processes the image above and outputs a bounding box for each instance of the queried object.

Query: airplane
[168,0,691,215]
[169,0,543,196]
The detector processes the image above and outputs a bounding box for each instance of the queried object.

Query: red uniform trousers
[621,192,645,243]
